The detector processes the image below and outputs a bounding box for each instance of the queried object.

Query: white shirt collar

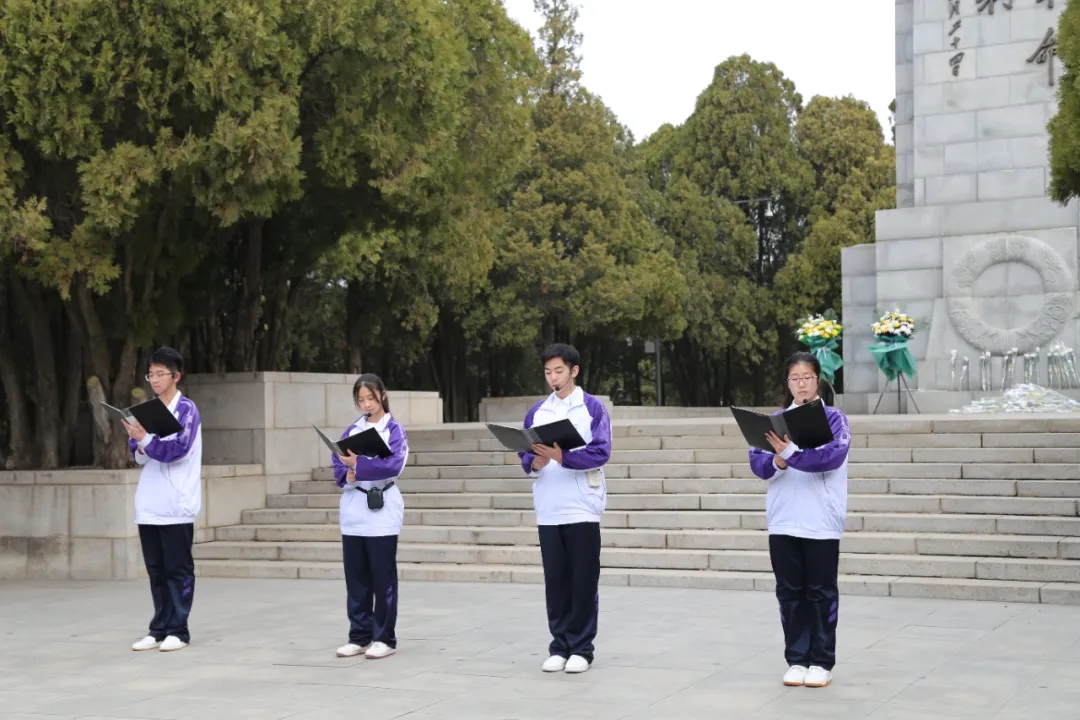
[362,412,392,431]
[165,390,183,412]
[550,386,583,408]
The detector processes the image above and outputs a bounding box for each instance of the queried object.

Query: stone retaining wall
[0,464,265,581]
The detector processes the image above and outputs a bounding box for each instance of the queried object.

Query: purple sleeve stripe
[561,393,611,471]
[786,408,851,473]
[351,420,408,482]
[142,399,200,464]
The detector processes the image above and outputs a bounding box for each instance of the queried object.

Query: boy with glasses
[123,347,203,653]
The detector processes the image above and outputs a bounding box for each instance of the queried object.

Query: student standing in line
[331,374,409,660]
[125,347,203,653]
[749,351,851,688]
[518,344,612,674]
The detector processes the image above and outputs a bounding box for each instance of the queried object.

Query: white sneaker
[365,641,396,659]
[541,654,568,672]
[564,655,590,674]
[783,665,808,686]
[804,666,832,687]
[159,636,188,652]
[336,643,369,657]
[131,635,161,652]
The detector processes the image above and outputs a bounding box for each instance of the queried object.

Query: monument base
[840,389,1080,415]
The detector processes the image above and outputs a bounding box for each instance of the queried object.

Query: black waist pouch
[360,481,394,511]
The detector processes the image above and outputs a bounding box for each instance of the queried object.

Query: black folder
[313,425,393,459]
[731,400,834,452]
[486,419,587,453]
[100,397,184,438]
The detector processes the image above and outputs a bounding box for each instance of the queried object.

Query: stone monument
[842,0,1079,413]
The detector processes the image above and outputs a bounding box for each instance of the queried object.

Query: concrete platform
[3,578,1080,719]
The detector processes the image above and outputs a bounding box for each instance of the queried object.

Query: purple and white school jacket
[518,387,612,526]
[748,402,851,541]
[130,392,203,526]
[331,413,409,537]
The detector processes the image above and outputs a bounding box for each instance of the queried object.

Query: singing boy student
[518,343,612,674]
[123,347,203,653]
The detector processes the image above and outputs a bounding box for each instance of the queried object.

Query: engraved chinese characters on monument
[977,0,1013,14]
[947,0,1058,84]
[949,0,964,75]
[1027,28,1058,86]
[947,236,1077,356]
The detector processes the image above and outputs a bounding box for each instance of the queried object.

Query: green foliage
[1050,1,1080,203]
[0,0,896,467]
[469,0,688,357]
[635,65,893,406]
[776,96,895,318]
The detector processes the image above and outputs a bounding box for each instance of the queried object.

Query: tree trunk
[75,279,113,400]
[207,313,224,372]
[259,279,297,371]
[0,343,31,469]
[346,279,363,373]
[11,277,61,468]
[0,271,31,468]
[59,307,84,465]
[86,376,112,466]
[231,219,265,371]
[106,336,141,469]
[723,348,733,407]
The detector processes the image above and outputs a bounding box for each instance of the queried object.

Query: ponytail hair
[781,352,834,408]
[353,373,390,413]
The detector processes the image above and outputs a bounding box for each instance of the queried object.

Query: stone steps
[192,558,1080,605]
[406,417,1080,441]
[314,462,1080,481]
[196,540,1080,583]
[289,477,1080,498]
[408,447,1066,466]
[209,524,1078,559]
[201,415,1080,605]
[404,433,1080,452]
[238,507,1080,535]
[263,491,1080,516]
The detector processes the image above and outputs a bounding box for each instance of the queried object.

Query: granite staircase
[195,415,1080,605]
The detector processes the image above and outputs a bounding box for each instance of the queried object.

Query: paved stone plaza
[3,579,1080,719]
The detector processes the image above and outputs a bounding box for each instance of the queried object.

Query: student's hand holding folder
[531,442,563,465]
[338,449,358,468]
[122,419,147,443]
[765,431,790,468]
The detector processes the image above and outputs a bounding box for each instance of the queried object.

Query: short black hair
[147,347,184,375]
[541,343,581,369]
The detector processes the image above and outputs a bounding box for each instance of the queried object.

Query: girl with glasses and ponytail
[748,352,851,689]
[331,374,409,660]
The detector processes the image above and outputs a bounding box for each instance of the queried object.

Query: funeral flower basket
[869,308,918,381]
[796,311,844,384]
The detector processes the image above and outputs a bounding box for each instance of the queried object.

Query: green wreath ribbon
[868,338,917,381]
[802,336,843,384]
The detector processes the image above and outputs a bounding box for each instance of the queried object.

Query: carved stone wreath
[946,235,1076,355]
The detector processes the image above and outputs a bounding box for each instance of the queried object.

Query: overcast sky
[501,0,896,142]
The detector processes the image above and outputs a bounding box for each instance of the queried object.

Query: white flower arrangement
[797,314,843,343]
[872,308,916,342]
